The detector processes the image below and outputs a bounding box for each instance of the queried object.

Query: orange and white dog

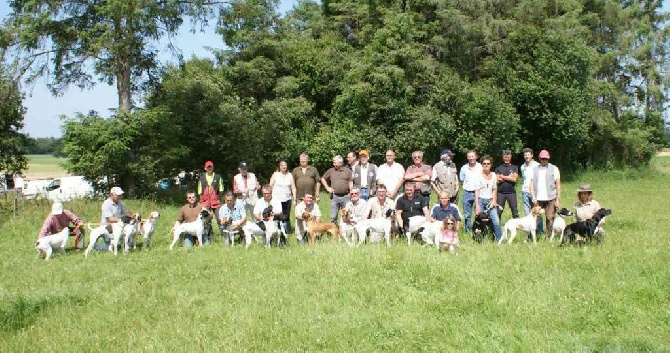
[500,205,545,244]
[302,212,339,245]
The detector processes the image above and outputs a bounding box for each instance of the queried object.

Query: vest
[433,161,458,197]
[532,163,557,200]
[353,163,378,194]
[199,173,222,209]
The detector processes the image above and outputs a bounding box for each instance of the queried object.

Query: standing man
[352,149,377,201]
[176,191,211,248]
[233,162,259,216]
[219,191,247,245]
[459,150,482,232]
[292,153,321,202]
[346,150,359,170]
[495,150,519,219]
[198,160,224,243]
[321,155,353,223]
[530,150,561,237]
[520,148,542,233]
[431,149,459,204]
[395,183,430,239]
[377,149,405,200]
[404,150,432,200]
[99,187,134,251]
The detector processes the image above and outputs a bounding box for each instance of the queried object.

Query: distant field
[25,154,68,179]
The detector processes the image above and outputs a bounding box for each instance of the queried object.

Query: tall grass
[1,159,669,351]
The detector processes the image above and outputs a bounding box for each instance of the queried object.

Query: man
[321,155,353,223]
[530,149,561,237]
[377,149,405,200]
[495,150,519,219]
[294,192,322,244]
[292,153,321,202]
[395,183,430,238]
[218,191,247,245]
[198,160,224,241]
[431,149,459,204]
[176,191,211,248]
[364,184,396,220]
[346,150,359,170]
[352,149,377,201]
[38,202,85,249]
[430,191,462,230]
[341,187,368,243]
[520,148,542,233]
[98,186,134,250]
[233,162,259,216]
[404,150,432,200]
[459,150,482,232]
[253,184,284,229]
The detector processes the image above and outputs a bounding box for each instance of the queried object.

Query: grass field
[1,158,669,351]
[24,155,68,179]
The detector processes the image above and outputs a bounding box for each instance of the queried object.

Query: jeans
[478,198,502,242]
[330,194,350,223]
[360,188,370,201]
[522,191,543,233]
[183,235,197,248]
[93,235,111,251]
[462,191,476,232]
[280,200,292,234]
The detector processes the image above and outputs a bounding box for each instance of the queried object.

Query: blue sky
[0,0,298,137]
[2,1,668,137]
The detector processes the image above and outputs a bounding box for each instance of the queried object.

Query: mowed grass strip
[1,159,669,351]
[25,154,67,175]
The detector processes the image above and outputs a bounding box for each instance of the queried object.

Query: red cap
[204,160,214,168]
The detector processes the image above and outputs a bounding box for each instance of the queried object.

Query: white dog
[137,211,161,249]
[35,227,70,260]
[122,213,142,254]
[354,217,394,247]
[550,208,573,242]
[419,221,442,248]
[169,209,210,250]
[242,220,286,249]
[84,219,127,258]
[405,215,428,246]
[500,206,545,244]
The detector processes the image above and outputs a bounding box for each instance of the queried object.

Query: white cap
[51,202,64,215]
[110,186,125,196]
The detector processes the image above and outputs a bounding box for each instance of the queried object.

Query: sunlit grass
[25,154,67,175]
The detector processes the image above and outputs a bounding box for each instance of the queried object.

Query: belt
[464,190,475,193]
[333,192,348,197]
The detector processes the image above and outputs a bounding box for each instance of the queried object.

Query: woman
[269,160,297,234]
[573,184,601,222]
[474,155,502,242]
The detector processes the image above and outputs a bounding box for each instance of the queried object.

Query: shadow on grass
[0,295,85,332]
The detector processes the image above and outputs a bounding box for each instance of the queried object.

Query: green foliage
[0,69,29,174]
[26,137,63,156]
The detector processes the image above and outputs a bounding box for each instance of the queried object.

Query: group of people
[36,147,605,252]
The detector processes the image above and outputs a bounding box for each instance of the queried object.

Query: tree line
[1,0,668,194]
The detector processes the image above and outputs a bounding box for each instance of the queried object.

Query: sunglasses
[482,162,491,165]
[412,156,421,159]
[351,192,360,195]
[187,196,196,199]
[447,222,454,225]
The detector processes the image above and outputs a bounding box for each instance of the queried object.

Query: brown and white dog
[339,208,356,246]
[132,211,161,250]
[500,205,545,244]
[302,211,339,245]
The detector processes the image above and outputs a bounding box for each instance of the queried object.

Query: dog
[135,211,160,250]
[550,208,573,243]
[354,209,395,247]
[242,219,286,249]
[35,227,70,260]
[122,213,142,254]
[84,216,132,258]
[404,215,428,246]
[472,212,493,243]
[302,211,339,245]
[169,209,210,250]
[562,208,612,245]
[419,220,443,248]
[339,208,357,246]
[500,205,545,244]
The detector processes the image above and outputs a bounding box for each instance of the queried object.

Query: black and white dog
[472,212,494,243]
[562,208,612,245]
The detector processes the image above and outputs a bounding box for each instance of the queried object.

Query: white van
[27,176,95,201]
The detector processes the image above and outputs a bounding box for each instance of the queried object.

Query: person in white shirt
[376,149,405,199]
[294,192,322,244]
[520,148,542,233]
[364,184,396,219]
[233,162,259,216]
[474,155,502,241]
[459,150,482,232]
[253,184,284,232]
[530,149,561,237]
[269,160,296,234]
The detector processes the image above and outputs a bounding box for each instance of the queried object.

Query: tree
[6,0,217,113]
[0,67,29,174]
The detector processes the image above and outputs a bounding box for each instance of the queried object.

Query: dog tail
[87,223,95,231]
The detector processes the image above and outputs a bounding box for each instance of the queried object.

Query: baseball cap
[359,149,369,156]
[441,149,454,157]
[239,162,248,169]
[538,150,550,159]
[204,160,214,168]
[51,202,63,215]
[110,186,125,196]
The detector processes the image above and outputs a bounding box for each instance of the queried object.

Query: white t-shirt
[377,162,405,191]
[101,198,129,223]
[365,197,396,219]
[476,173,497,200]
[345,199,368,223]
[459,163,483,192]
[533,165,561,201]
[520,160,539,193]
[253,197,284,220]
[271,171,294,202]
[295,201,321,219]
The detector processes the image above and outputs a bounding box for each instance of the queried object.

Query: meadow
[1,158,669,351]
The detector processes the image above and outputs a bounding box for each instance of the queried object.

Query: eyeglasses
[262,192,271,195]
[482,162,491,165]
[447,222,454,225]
[350,192,359,195]
[413,156,421,159]
[385,154,394,157]
[540,158,548,160]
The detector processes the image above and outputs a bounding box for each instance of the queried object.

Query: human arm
[320,176,333,194]
[474,187,480,215]
[555,178,561,208]
[38,215,53,237]
[290,175,297,204]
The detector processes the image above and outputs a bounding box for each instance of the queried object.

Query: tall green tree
[0,67,29,174]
